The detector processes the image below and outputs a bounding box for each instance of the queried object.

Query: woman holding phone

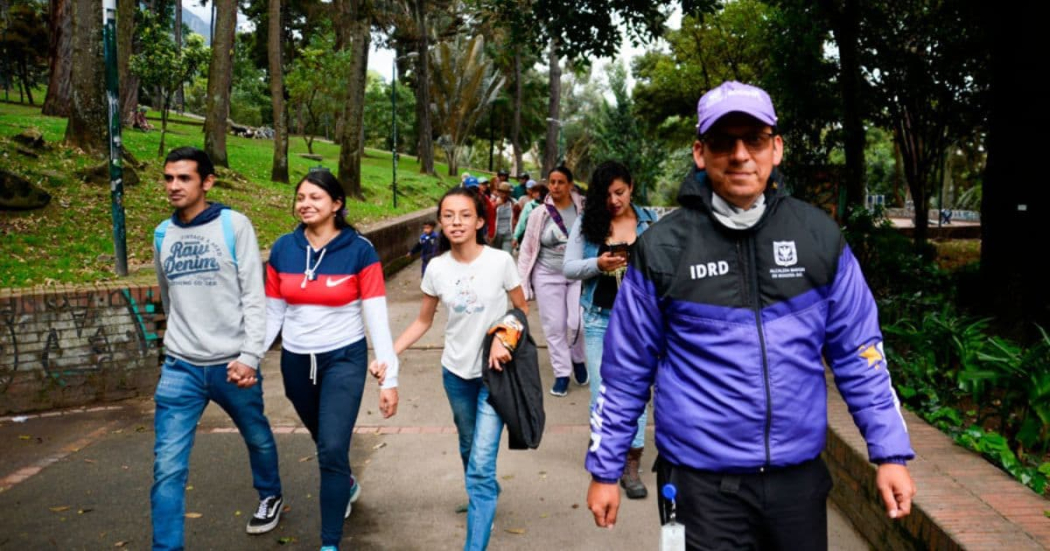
[562,161,658,499]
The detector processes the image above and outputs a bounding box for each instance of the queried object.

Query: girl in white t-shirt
[372,186,527,551]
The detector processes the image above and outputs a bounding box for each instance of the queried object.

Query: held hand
[587,480,620,528]
[226,361,258,388]
[876,463,916,519]
[488,339,511,371]
[596,252,627,272]
[369,360,388,386]
[379,387,399,418]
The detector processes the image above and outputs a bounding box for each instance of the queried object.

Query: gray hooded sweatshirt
[153,203,266,369]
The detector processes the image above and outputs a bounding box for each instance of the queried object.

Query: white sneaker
[344,477,361,519]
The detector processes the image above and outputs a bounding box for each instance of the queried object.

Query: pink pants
[532,263,586,377]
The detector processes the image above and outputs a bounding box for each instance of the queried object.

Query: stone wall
[0,207,435,415]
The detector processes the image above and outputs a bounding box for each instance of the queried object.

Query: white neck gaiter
[710,192,766,229]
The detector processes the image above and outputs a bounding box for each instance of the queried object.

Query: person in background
[517,166,588,396]
[408,220,441,276]
[507,171,524,200]
[513,180,547,248]
[464,176,497,242]
[492,182,515,253]
[563,160,658,500]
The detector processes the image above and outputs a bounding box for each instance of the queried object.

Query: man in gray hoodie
[151,147,283,550]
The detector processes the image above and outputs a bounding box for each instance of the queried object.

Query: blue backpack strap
[220,209,238,267]
[154,219,171,255]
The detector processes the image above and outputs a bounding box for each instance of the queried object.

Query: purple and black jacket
[585,168,914,483]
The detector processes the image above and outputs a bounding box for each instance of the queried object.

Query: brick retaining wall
[824,375,1050,550]
[0,207,434,415]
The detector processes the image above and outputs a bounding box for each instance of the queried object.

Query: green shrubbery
[844,208,1050,494]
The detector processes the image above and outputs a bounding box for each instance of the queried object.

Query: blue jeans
[442,368,504,551]
[584,307,648,449]
[281,340,369,548]
[151,356,281,551]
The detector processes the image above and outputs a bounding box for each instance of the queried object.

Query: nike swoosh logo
[326,276,352,287]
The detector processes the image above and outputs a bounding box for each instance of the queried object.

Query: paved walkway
[0,260,870,550]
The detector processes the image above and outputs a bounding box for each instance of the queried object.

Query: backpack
[154,209,238,267]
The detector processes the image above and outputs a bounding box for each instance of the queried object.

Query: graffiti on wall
[0,288,162,394]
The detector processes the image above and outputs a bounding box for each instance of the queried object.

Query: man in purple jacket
[585,81,916,550]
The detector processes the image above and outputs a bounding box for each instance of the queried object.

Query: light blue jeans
[442,368,504,551]
[151,356,281,551]
[584,307,647,449]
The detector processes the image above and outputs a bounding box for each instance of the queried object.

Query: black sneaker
[246,494,283,534]
[572,362,589,386]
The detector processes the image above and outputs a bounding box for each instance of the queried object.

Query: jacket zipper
[747,235,773,469]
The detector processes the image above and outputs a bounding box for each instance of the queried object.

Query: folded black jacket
[482,308,545,450]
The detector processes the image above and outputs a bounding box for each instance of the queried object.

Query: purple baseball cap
[696,81,778,135]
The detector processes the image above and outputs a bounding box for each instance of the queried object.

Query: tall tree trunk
[174,0,183,112]
[893,113,932,251]
[336,0,368,199]
[117,0,138,124]
[268,0,288,182]
[20,60,35,104]
[158,94,169,157]
[203,0,236,167]
[64,0,108,155]
[542,37,561,178]
[823,0,865,218]
[511,44,523,176]
[981,7,1047,332]
[42,0,72,116]
[412,0,433,174]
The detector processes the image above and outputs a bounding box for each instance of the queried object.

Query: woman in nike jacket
[264,169,399,551]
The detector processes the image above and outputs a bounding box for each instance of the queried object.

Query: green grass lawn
[0,100,463,288]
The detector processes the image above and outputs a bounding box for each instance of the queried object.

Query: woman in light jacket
[563,161,658,499]
[517,166,587,397]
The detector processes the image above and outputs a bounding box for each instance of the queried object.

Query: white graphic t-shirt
[421,246,521,380]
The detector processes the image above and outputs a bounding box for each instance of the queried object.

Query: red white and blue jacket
[585,168,914,482]
[264,225,398,388]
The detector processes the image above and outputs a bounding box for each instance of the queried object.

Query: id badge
[660,522,686,551]
[660,483,686,551]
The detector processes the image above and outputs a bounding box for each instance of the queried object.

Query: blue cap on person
[696,81,778,135]
[464,176,480,188]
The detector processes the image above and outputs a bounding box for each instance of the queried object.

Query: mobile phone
[608,241,629,261]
